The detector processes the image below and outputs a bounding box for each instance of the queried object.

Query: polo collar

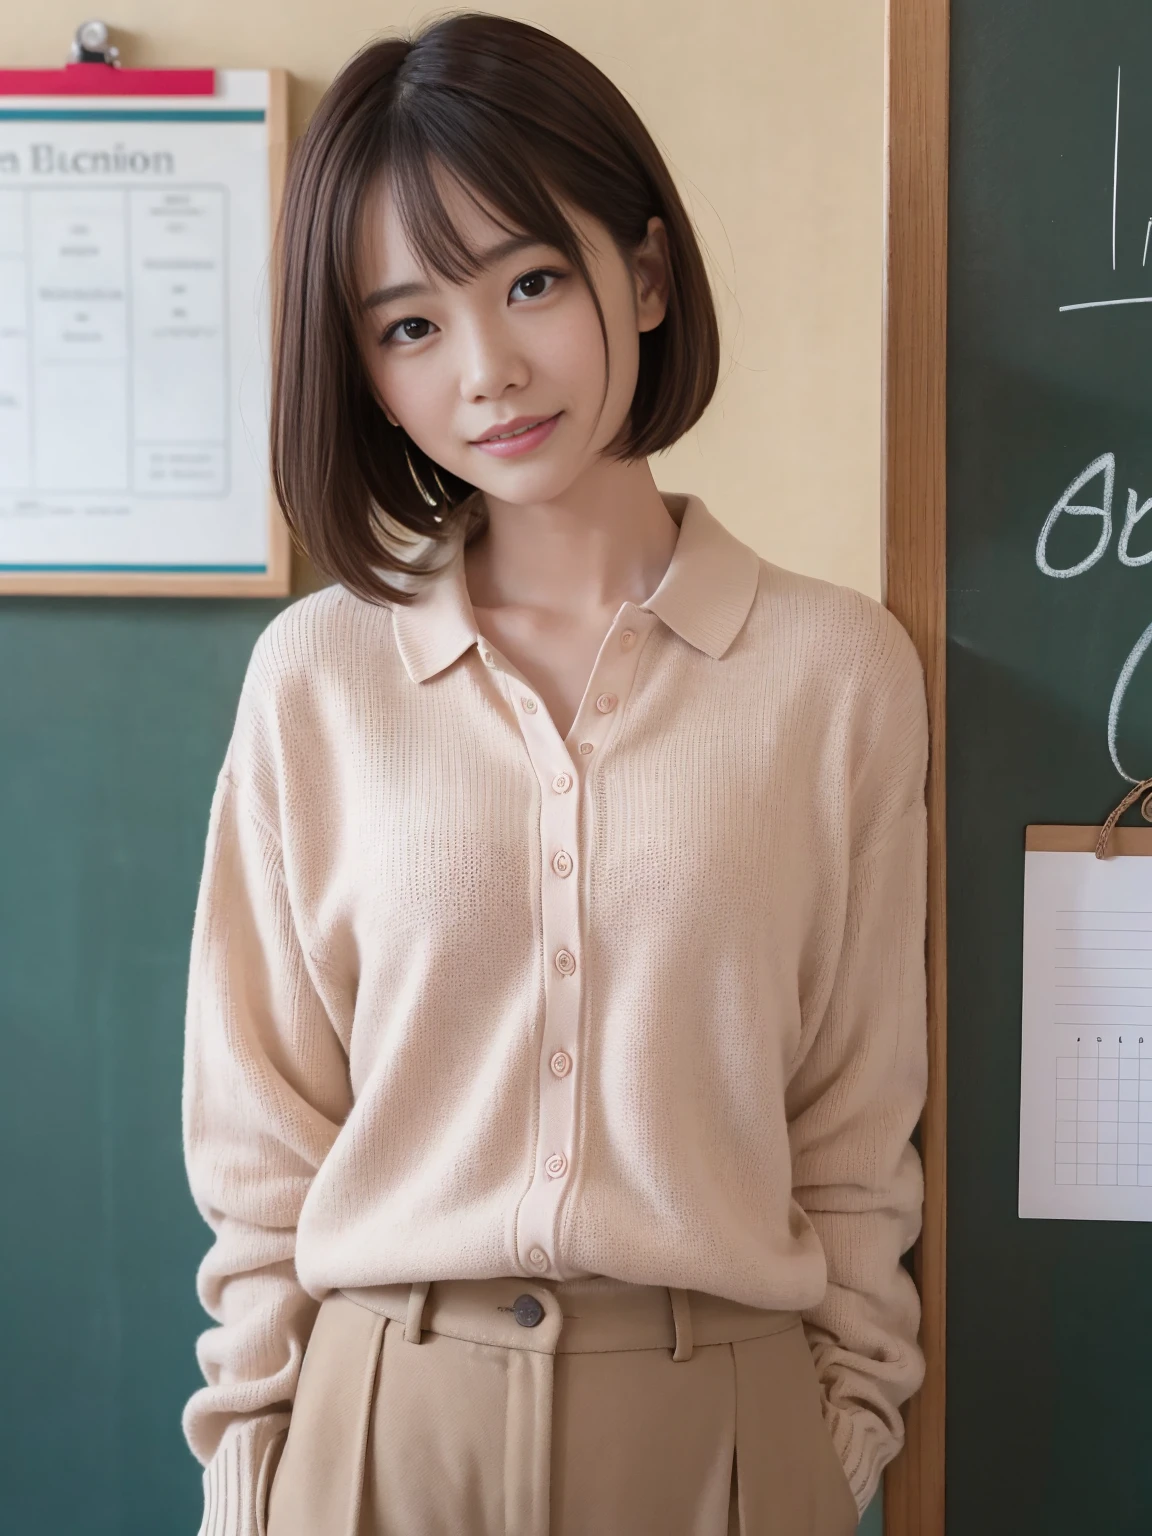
[639,494,762,661]
[389,493,761,684]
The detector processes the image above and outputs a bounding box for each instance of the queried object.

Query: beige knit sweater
[182,494,929,1535]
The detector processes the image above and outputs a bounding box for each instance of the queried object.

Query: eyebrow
[359,235,550,311]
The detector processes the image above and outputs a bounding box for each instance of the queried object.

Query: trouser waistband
[339,1276,800,1363]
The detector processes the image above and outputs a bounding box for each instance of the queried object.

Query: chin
[467,459,586,507]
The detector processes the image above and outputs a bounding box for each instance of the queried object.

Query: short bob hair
[271,12,720,607]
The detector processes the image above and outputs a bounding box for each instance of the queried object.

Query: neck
[463,455,679,620]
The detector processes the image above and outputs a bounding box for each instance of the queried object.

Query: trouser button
[512,1293,544,1327]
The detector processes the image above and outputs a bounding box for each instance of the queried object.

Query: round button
[552,849,573,877]
[595,693,617,713]
[545,1152,568,1179]
[513,1293,545,1328]
[528,1247,549,1270]
[555,948,576,976]
[550,1050,572,1078]
[480,648,496,667]
[621,629,636,648]
[551,772,573,794]
[578,742,594,756]
[522,696,538,713]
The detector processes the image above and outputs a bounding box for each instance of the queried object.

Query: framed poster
[0,66,290,595]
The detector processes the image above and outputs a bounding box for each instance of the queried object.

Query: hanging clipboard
[1020,785,1152,1222]
[0,63,290,596]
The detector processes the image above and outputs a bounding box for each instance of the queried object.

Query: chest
[295,652,842,987]
[471,604,616,742]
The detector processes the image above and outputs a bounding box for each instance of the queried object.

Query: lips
[471,414,557,444]
[469,412,562,459]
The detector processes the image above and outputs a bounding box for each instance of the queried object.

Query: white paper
[1020,848,1152,1219]
[0,72,271,572]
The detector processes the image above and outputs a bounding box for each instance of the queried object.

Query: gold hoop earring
[405,444,439,508]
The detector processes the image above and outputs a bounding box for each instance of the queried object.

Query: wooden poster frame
[881,1,949,1533]
[0,69,291,598]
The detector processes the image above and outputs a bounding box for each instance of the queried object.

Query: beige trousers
[266,1275,858,1536]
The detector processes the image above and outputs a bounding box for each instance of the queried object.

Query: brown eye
[510,269,558,302]
[381,315,434,346]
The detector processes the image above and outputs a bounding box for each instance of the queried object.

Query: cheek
[360,340,397,410]
[361,348,388,406]
[598,284,641,382]
[538,290,635,408]
[367,349,445,435]
[531,302,602,388]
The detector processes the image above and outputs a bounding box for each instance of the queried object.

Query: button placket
[501,608,658,1279]
[564,607,658,764]
[507,684,583,1279]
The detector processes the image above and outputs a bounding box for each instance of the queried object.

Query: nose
[458,313,529,403]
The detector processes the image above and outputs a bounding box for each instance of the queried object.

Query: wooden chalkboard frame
[882,2,949,1533]
[0,69,292,599]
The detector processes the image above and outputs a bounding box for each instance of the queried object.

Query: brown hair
[271,12,720,606]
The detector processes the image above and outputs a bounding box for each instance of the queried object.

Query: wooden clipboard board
[1026,825,1152,855]
[1027,777,1152,860]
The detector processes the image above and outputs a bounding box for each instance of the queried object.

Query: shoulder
[222,584,398,786]
[749,560,928,824]
[751,558,924,707]
[244,582,393,699]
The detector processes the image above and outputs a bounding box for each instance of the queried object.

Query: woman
[181,14,929,1536]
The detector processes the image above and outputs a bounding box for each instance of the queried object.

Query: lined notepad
[1020,826,1152,1220]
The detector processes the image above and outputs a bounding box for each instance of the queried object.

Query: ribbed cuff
[826,1403,901,1520]
[198,1418,289,1536]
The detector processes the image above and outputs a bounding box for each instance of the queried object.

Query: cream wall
[14,3,887,598]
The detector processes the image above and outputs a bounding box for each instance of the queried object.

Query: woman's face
[356,174,669,506]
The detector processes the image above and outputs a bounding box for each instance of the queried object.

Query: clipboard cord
[1095,775,1152,859]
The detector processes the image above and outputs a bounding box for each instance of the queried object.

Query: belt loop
[668,1287,693,1362]
[405,1280,431,1343]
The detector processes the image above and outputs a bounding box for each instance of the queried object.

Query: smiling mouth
[485,421,543,441]
[472,413,560,444]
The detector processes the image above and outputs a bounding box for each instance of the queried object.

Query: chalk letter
[1036,453,1115,578]
[1118,489,1152,566]
[1109,616,1152,782]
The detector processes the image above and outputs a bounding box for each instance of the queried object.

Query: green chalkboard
[0,598,290,1534]
[949,3,1152,1531]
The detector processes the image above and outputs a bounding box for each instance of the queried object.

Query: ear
[632,216,671,334]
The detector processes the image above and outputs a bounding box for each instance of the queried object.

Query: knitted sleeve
[785,616,931,1517]
[181,660,352,1536]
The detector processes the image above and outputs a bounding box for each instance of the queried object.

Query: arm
[786,628,930,1517]
[182,696,352,1536]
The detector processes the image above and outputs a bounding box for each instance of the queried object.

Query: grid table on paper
[1055,1036,1152,1186]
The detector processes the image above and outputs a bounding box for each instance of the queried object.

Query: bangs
[384,101,601,287]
